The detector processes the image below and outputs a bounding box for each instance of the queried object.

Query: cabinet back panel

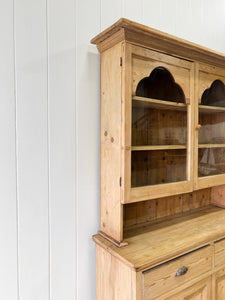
[132,107,187,146]
[131,149,186,187]
[123,189,211,229]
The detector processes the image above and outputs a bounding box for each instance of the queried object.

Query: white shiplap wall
[0,1,225,300]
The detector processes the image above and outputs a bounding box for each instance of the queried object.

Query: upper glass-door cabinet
[123,44,194,203]
[196,63,225,189]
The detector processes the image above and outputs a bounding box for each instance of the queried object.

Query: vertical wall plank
[76,0,101,299]
[0,0,18,299]
[47,0,76,299]
[160,0,177,35]
[175,0,192,40]
[14,0,49,299]
[200,0,225,53]
[101,0,122,30]
[142,0,161,30]
[123,0,143,22]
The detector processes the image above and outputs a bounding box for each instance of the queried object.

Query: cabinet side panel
[100,43,123,242]
[211,184,225,207]
[96,245,141,300]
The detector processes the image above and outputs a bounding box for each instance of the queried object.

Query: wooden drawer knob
[195,124,202,130]
[175,266,188,277]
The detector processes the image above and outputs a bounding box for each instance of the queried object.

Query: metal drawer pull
[175,266,188,277]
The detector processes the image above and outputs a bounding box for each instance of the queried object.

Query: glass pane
[132,106,187,146]
[198,147,225,177]
[199,112,225,144]
[131,150,186,187]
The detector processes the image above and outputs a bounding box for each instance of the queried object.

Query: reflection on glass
[198,148,225,177]
[132,107,187,146]
[131,150,186,187]
[199,112,225,144]
[131,67,188,187]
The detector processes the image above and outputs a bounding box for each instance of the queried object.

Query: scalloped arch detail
[136,67,186,103]
[201,79,225,107]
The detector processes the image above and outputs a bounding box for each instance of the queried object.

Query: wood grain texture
[94,206,225,272]
[133,96,187,110]
[211,185,225,207]
[124,189,211,229]
[122,42,194,202]
[122,42,132,204]
[93,16,225,300]
[196,63,225,191]
[91,18,225,68]
[165,277,212,300]
[100,42,123,242]
[214,239,225,268]
[131,45,192,100]
[129,181,192,203]
[197,174,225,190]
[96,244,142,300]
[143,246,212,299]
[214,267,225,300]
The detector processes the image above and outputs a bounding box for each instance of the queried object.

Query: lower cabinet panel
[95,237,225,299]
[215,239,225,267]
[166,277,211,300]
[215,268,225,300]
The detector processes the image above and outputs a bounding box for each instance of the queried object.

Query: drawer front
[215,238,225,267]
[143,246,212,300]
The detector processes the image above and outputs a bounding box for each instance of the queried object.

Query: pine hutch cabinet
[91,19,225,299]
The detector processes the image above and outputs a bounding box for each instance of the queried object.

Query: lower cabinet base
[96,245,142,300]
[95,241,225,300]
[94,208,225,299]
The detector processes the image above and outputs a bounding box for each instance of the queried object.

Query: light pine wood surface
[93,18,225,300]
[165,277,212,300]
[215,239,225,268]
[214,268,225,300]
[100,42,123,242]
[94,206,225,272]
[96,244,142,300]
[143,246,212,299]
[91,18,225,68]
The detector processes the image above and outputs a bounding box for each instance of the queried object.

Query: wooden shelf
[93,206,225,271]
[132,145,187,151]
[132,96,187,111]
[199,144,225,149]
[199,105,225,113]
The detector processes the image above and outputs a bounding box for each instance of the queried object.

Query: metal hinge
[120,57,122,66]
[119,177,122,186]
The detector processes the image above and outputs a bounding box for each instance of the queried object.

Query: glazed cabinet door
[195,63,225,190]
[166,277,211,300]
[122,43,194,203]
